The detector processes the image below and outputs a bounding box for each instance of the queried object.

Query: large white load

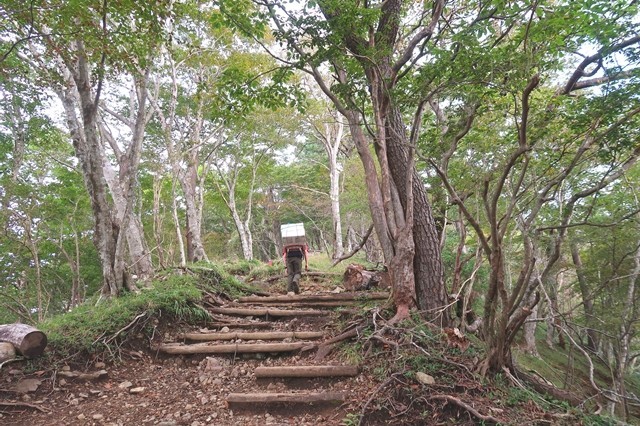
[280,223,306,247]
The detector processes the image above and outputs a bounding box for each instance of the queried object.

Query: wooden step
[180,331,325,341]
[237,292,390,304]
[238,301,357,308]
[206,322,272,329]
[210,306,327,318]
[227,391,347,404]
[158,341,312,355]
[254,365,359,378]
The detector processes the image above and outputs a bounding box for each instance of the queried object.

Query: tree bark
[385,107,449,324]
[63,45,124,296]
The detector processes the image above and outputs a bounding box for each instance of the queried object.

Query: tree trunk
[570,237,598,350]
[172,179,187,266]
[102,159,153,279]
[61,47,124,296]
[152,176,167,269]
[183,163,208,262]
[610,239,640,418]
[523,297,539,356]
[386,107,449,324]
[149,57,208,264]
[319,117,345,260]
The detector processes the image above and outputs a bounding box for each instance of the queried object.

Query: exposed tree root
[0,401,49,413]
[428,394,500,424]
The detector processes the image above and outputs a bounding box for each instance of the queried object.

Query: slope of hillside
[0,262,622,425]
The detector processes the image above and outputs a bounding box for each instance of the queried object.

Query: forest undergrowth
[1,261,630,426]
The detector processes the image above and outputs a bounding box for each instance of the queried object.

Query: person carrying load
[280,223,308,294]
[283,243,308,294]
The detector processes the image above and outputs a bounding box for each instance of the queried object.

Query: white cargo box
[281,223,305,237]
[281,223,306,246]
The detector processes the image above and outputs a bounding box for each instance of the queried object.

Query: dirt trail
[0,287,385,426]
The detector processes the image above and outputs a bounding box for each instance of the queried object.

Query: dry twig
[0,400,49,413]
[428,394,500,423]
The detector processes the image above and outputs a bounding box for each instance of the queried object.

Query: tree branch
[560,35,640,95]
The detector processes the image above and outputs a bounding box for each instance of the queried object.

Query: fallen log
[0,324,47,358]
[227,391,347,404]
[514,367,582,406]
[254,365,359,378]
[0,342,16,363]
[237,292,390,303]
[209,307,327,318]
[158,341,310,355]
[180,331,325,341]
[343,264,390,291]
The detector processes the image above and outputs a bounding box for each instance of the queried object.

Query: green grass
[513,326,640,424]
[189,262,262,298]
[39,274,203,359]
[37,262,262,363]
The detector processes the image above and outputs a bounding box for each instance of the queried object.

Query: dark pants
[286,256,302,294]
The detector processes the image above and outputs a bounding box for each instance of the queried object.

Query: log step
[237,292,389,304]
[227,391,347,404]
[206,322,272,329]
[254,365,359,378]
[158,341,312,355]
[180,331,325,341]
[239,301,357,308]
[210,307,328,318]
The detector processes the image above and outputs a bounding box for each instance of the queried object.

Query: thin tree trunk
[152,176,166,269]
[171,178,187,267]
[316,117,345,260]
[570,237,598,351]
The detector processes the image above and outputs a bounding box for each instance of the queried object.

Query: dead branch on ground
[428,394,500,423]
[0,400,49,413]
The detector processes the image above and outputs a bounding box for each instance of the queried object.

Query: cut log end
[0,324,48,358]
[20,331,48,358]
